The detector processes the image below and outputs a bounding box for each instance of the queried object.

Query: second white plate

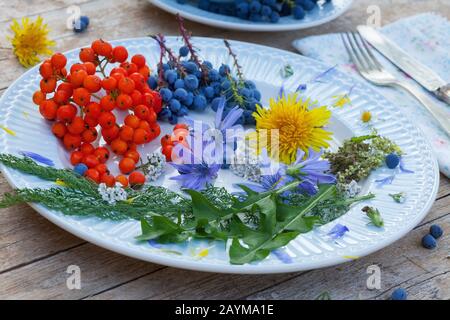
[150,0,354,32]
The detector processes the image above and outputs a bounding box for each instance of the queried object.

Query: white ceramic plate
[150,0,353,32]
[0,37,439,274]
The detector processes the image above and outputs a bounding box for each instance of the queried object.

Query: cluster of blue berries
[421,224,443,249]
[73,15,90,33]
[148,45,261,125]
[177,0,330,22]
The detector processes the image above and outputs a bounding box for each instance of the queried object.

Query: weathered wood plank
[0,0,92,23]
[0,243,163,299]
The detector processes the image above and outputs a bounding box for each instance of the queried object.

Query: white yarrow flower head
[340,180,361,198]
[230,145,261,183]
[144,151,166,181]
[98,182,128,205]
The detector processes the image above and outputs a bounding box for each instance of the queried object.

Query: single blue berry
[164,70,178,85]
[74,163,88,176]
[80,16,90,26]
[160,88,173,102]
[169,99,181,113]
[147,76,158,90]
[293,6,305,19]
[193,95,207,111]
[385,153,400,169]
[421,234,437,249]
[184,92,194,107]
[184,75,199,91]
[179,46,189,57]
[182,61,198,74]
[219,64,231,77]
[168,114,178,125]
[391,288,407,300]
[429,224,443,239]
[73,19,87,33]
[270,12,280,23]
[208,69,220,82]
[173,79,184,90]
[249,1,261,13]
[203,86,215,99]
[174,88,188,101]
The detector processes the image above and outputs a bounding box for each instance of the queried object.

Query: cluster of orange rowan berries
[33,39,163,186]
[160,123,190,162]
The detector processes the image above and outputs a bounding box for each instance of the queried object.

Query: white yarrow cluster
[340,180,361,198]
[145,151,166,181]
[98,182,128,205]
[230,147,261,183]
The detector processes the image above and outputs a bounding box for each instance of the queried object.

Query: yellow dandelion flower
[7,16,55,68]
[252,93,333,164]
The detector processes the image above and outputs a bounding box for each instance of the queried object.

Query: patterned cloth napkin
[293,13,450,178]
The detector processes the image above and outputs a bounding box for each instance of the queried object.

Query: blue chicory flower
[170,144,221,191]
[327,223,349,240]
[280,148,336,195]
[20,151,54,166]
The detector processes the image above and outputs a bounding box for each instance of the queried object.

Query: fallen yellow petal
[197,248,209,258]
[55,179,67,187]
[0,125,16,136]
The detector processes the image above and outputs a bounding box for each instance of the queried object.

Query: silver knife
[358,25,450,105]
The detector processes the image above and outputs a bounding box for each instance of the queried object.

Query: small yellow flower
[251,93,332,164]
[7,16,55,68]
[332,94,352,108]
[361,111,372,123]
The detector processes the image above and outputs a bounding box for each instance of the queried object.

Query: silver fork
[341,32,450,135]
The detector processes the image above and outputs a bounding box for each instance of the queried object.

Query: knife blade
[357,25,450,104]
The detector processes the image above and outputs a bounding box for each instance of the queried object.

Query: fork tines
[341,31,383,73]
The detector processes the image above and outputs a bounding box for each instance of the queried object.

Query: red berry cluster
[160,123,190,162]
[33,39,163,187]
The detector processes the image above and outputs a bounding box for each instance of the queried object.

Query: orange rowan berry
[119,157,136,174]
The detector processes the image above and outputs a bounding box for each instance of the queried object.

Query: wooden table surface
[0,0,449,300]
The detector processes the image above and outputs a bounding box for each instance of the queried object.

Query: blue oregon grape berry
[204,86,215,99]
[174,78,185,89]
[182,61,198,74]
[164,69,178,84]
[208,69,220,82]
[219,64,231,77]
[184,75,199,91]
[169,99,182,113]
[174,88,188,101]
[193,95,207,111]
[179,46,189,57]
[147,75,158,90]
[160,88,173,102]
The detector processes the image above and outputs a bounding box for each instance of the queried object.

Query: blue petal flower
[375,175,395,188]
[148,239,162,249]
[399,158,414,174]
[296,83,307,92]
[327,223,349,240]
[272,249,293,264]
[278,83,285,99]
[20,151,54,166]
[170,144,221,191]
